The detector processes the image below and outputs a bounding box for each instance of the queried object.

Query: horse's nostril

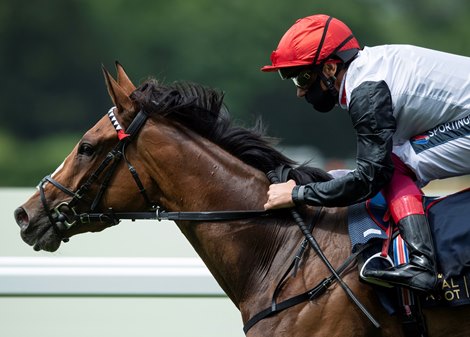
[14,207,29,228]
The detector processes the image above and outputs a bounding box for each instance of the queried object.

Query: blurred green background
[2,0,470,186]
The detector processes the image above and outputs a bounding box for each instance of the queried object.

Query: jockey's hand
[264,180,296,210]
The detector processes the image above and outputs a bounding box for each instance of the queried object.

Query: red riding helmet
[261,14,360,74]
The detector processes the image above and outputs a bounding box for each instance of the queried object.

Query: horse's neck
[142,122,268,211]
[138,123,302,305]
[139,125,350,308]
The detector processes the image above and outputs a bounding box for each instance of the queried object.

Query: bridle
[36,105,378,331]
[37,106,269,240]
[37,106,156,236]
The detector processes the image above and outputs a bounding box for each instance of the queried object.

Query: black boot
[363,214,438,292]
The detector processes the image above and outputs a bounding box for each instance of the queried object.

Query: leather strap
[77,209,272,223]
[243,243,370,334]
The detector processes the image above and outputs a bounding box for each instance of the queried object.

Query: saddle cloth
[348,188,470,308]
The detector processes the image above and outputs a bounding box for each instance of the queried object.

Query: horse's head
[14,63,156,252]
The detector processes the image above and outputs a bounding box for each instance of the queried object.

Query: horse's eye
[78,143,95,157]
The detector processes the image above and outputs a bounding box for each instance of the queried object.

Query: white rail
[0,257,225,296]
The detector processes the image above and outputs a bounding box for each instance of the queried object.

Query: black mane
[130,79,331,184]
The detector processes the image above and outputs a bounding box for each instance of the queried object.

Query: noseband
[37,107,154,238]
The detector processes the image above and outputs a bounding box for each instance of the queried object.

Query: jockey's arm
[292,81,396,207]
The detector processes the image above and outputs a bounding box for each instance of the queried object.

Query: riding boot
[363,214,438,292]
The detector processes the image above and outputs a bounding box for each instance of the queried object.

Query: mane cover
[130,79,331,184]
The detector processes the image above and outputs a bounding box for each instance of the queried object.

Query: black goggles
[278,68,318,89]
[278,67,302,80]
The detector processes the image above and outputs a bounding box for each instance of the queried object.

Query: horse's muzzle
[14,207,29,230]
[14,206,39,247]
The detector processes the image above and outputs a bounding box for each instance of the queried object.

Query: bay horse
[14,63,470,337]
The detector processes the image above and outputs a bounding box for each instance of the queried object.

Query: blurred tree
[1,0,469,185]
[0,0,109,139]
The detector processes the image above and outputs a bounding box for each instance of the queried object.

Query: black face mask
[304,75,338,113]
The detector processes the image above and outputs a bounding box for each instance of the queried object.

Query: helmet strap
[312,16,333,66]
[317,71,338,97]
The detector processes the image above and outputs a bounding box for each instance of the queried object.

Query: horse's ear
[115,61,136,96]
[102,65,134,112]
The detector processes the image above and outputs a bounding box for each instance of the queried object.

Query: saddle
[349,188,470,313]
[349,188,470,336]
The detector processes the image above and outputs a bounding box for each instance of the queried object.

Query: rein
[77,208,271,223]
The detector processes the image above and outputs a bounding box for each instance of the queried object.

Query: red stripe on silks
[397,236,406,265]
[389,194,424,224]
[380,225,392,257]
[340,87,347,106]
[396,235,409,264]
[117,130,130,140]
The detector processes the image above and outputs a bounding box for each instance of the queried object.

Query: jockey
[262,14,470,293]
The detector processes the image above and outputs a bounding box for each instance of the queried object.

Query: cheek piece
[304,72,339,113]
